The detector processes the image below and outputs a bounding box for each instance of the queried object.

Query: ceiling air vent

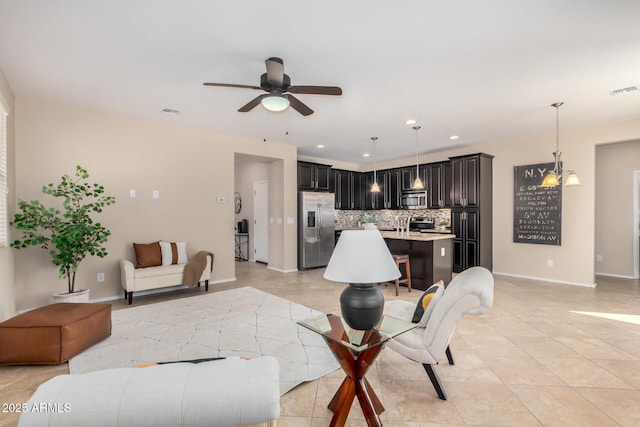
[161,107,181,115]
[609,85,638,96]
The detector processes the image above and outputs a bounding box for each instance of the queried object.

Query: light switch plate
[129,189,136,198]
[153,190,159,199]
[216,197,225,203]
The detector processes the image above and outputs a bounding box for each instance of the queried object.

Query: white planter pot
[363,223,378,230]
[52,289,90,303]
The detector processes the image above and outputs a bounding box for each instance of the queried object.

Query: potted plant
[438,220,449,231]
[361,213,379,230]
[10,166,116,302]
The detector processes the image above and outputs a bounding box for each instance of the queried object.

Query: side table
[298,314,416,426]
[235,232,249,261]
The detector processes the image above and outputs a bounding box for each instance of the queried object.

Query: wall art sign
[513,162,562,245]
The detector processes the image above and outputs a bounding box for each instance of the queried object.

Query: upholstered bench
[0,303,111,365]
[18,356,280,427]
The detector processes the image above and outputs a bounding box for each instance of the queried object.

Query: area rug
[69,286,339,394]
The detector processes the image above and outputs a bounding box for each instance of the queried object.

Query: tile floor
[1,262,639,426]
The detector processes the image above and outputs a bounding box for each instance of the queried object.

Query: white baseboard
[492,271,597,288]
[89,277,238,304]
[267,266,299,273]
[595,272,639,279]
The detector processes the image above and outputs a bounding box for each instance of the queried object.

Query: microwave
[400,190,427,209]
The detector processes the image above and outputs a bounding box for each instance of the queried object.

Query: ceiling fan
[203,57,342,116]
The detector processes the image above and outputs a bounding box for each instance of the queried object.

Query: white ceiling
[1,1,639,164]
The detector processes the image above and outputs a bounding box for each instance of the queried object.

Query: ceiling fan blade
[287,85,343,96]
[203,82,262,90]
[287,95,314,116]
[238,94,267,112]
[265,57,284,86]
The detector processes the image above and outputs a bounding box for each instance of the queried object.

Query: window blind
[0,103,7,247]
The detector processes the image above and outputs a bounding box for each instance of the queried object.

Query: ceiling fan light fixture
[261,94,290,112]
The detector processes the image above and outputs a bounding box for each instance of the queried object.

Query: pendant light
[371,137,380,192]
[541,102,580,187]
[412,126,424,190]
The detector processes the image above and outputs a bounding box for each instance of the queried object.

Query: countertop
[379,231,455,241]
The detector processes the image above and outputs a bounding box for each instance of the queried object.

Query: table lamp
[324,230,401,330]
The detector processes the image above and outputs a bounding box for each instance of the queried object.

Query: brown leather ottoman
[0,303,111,365]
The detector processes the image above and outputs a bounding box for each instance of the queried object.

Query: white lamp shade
[324,230,401,283]
[261,95,289,112]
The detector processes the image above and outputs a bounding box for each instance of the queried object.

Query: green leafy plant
[361,213,378,224]
[10,166,116,294]
[438,220,449,227]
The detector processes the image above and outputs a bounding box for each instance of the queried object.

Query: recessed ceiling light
[449,135,459,140]
[363,153,370,158]
[609,85,638,96]
[316,144,325,148]
[161,107,181,115]
[405,119,416,125]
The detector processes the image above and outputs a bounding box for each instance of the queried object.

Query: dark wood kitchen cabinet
[449,153,493,273]
[332,169,364,210]
[400,167,416,191]
[383,169,401,209]
[427,161,452,208]
[365,171,384,210]
[364,169,400,210]
[401,165,428,192]
[298,161,331,191]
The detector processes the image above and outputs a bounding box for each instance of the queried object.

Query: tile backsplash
[335,209,451,229]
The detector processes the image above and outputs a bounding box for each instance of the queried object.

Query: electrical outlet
[152,190,159,199]
[129,189,136,198]
[97,273,105,282]
[547,259,554,267]
[596,255,603,262]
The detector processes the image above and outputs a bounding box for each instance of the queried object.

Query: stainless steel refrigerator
[298,191,335,270]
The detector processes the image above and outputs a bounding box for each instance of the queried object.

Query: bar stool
[388,254,412,296]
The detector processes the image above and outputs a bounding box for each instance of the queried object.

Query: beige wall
[0,67,16,321]
[12,97,297,311]
[595,140,640,278]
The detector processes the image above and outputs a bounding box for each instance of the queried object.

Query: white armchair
[384,266,494,400]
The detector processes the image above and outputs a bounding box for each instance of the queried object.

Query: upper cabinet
[297,161,331,191]
[364,169,400,210]
[332,169,364,210]
[451,155,480,207]
[400,167,416,191]
[427,161,452,208]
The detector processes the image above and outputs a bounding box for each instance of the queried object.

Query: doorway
[254,181,269,263]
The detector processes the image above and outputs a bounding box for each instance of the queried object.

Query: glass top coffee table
[298,313,416,427]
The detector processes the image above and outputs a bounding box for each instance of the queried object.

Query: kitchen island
[379,231,455,290]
